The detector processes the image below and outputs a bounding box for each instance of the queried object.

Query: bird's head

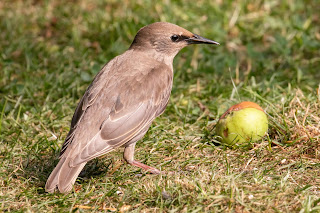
[129,22,219,58]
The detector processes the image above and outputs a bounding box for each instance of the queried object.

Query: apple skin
[215,102,268,146]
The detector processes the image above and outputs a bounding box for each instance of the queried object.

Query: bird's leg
[123,143,161,174]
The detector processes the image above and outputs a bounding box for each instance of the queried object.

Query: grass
[0,0,319,212]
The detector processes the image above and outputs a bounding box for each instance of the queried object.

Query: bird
[45,22,219,193]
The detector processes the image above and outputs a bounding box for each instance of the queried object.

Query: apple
[215,101,268,146]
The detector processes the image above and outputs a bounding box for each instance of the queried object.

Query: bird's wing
[68,100,156,166]
[59,52,173,166]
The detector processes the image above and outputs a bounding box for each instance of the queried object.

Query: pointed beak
[186,34,220,45]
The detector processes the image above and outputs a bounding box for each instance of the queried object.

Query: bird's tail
[45,157,86,193]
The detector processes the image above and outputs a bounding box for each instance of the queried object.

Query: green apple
[215,102,268,146]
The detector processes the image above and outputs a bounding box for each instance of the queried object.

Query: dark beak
[186,34,220,45]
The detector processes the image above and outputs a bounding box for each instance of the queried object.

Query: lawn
[0,0,319,212]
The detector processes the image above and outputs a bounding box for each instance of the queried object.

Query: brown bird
[45,22,219,193]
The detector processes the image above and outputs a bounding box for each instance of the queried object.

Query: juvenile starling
[45,22,219,193]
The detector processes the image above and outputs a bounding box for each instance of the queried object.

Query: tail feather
[45,157,86,193]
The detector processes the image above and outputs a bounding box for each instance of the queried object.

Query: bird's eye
[170,35,179,42]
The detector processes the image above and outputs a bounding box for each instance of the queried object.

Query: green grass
[1,0,320,212]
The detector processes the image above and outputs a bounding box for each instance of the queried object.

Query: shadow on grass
[20,148,112,194]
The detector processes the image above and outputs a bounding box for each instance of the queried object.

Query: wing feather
[69,101,156,166]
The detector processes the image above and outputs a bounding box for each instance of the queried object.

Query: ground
[0,0,319,212]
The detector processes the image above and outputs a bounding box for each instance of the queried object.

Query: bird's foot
[129,160,161,174]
